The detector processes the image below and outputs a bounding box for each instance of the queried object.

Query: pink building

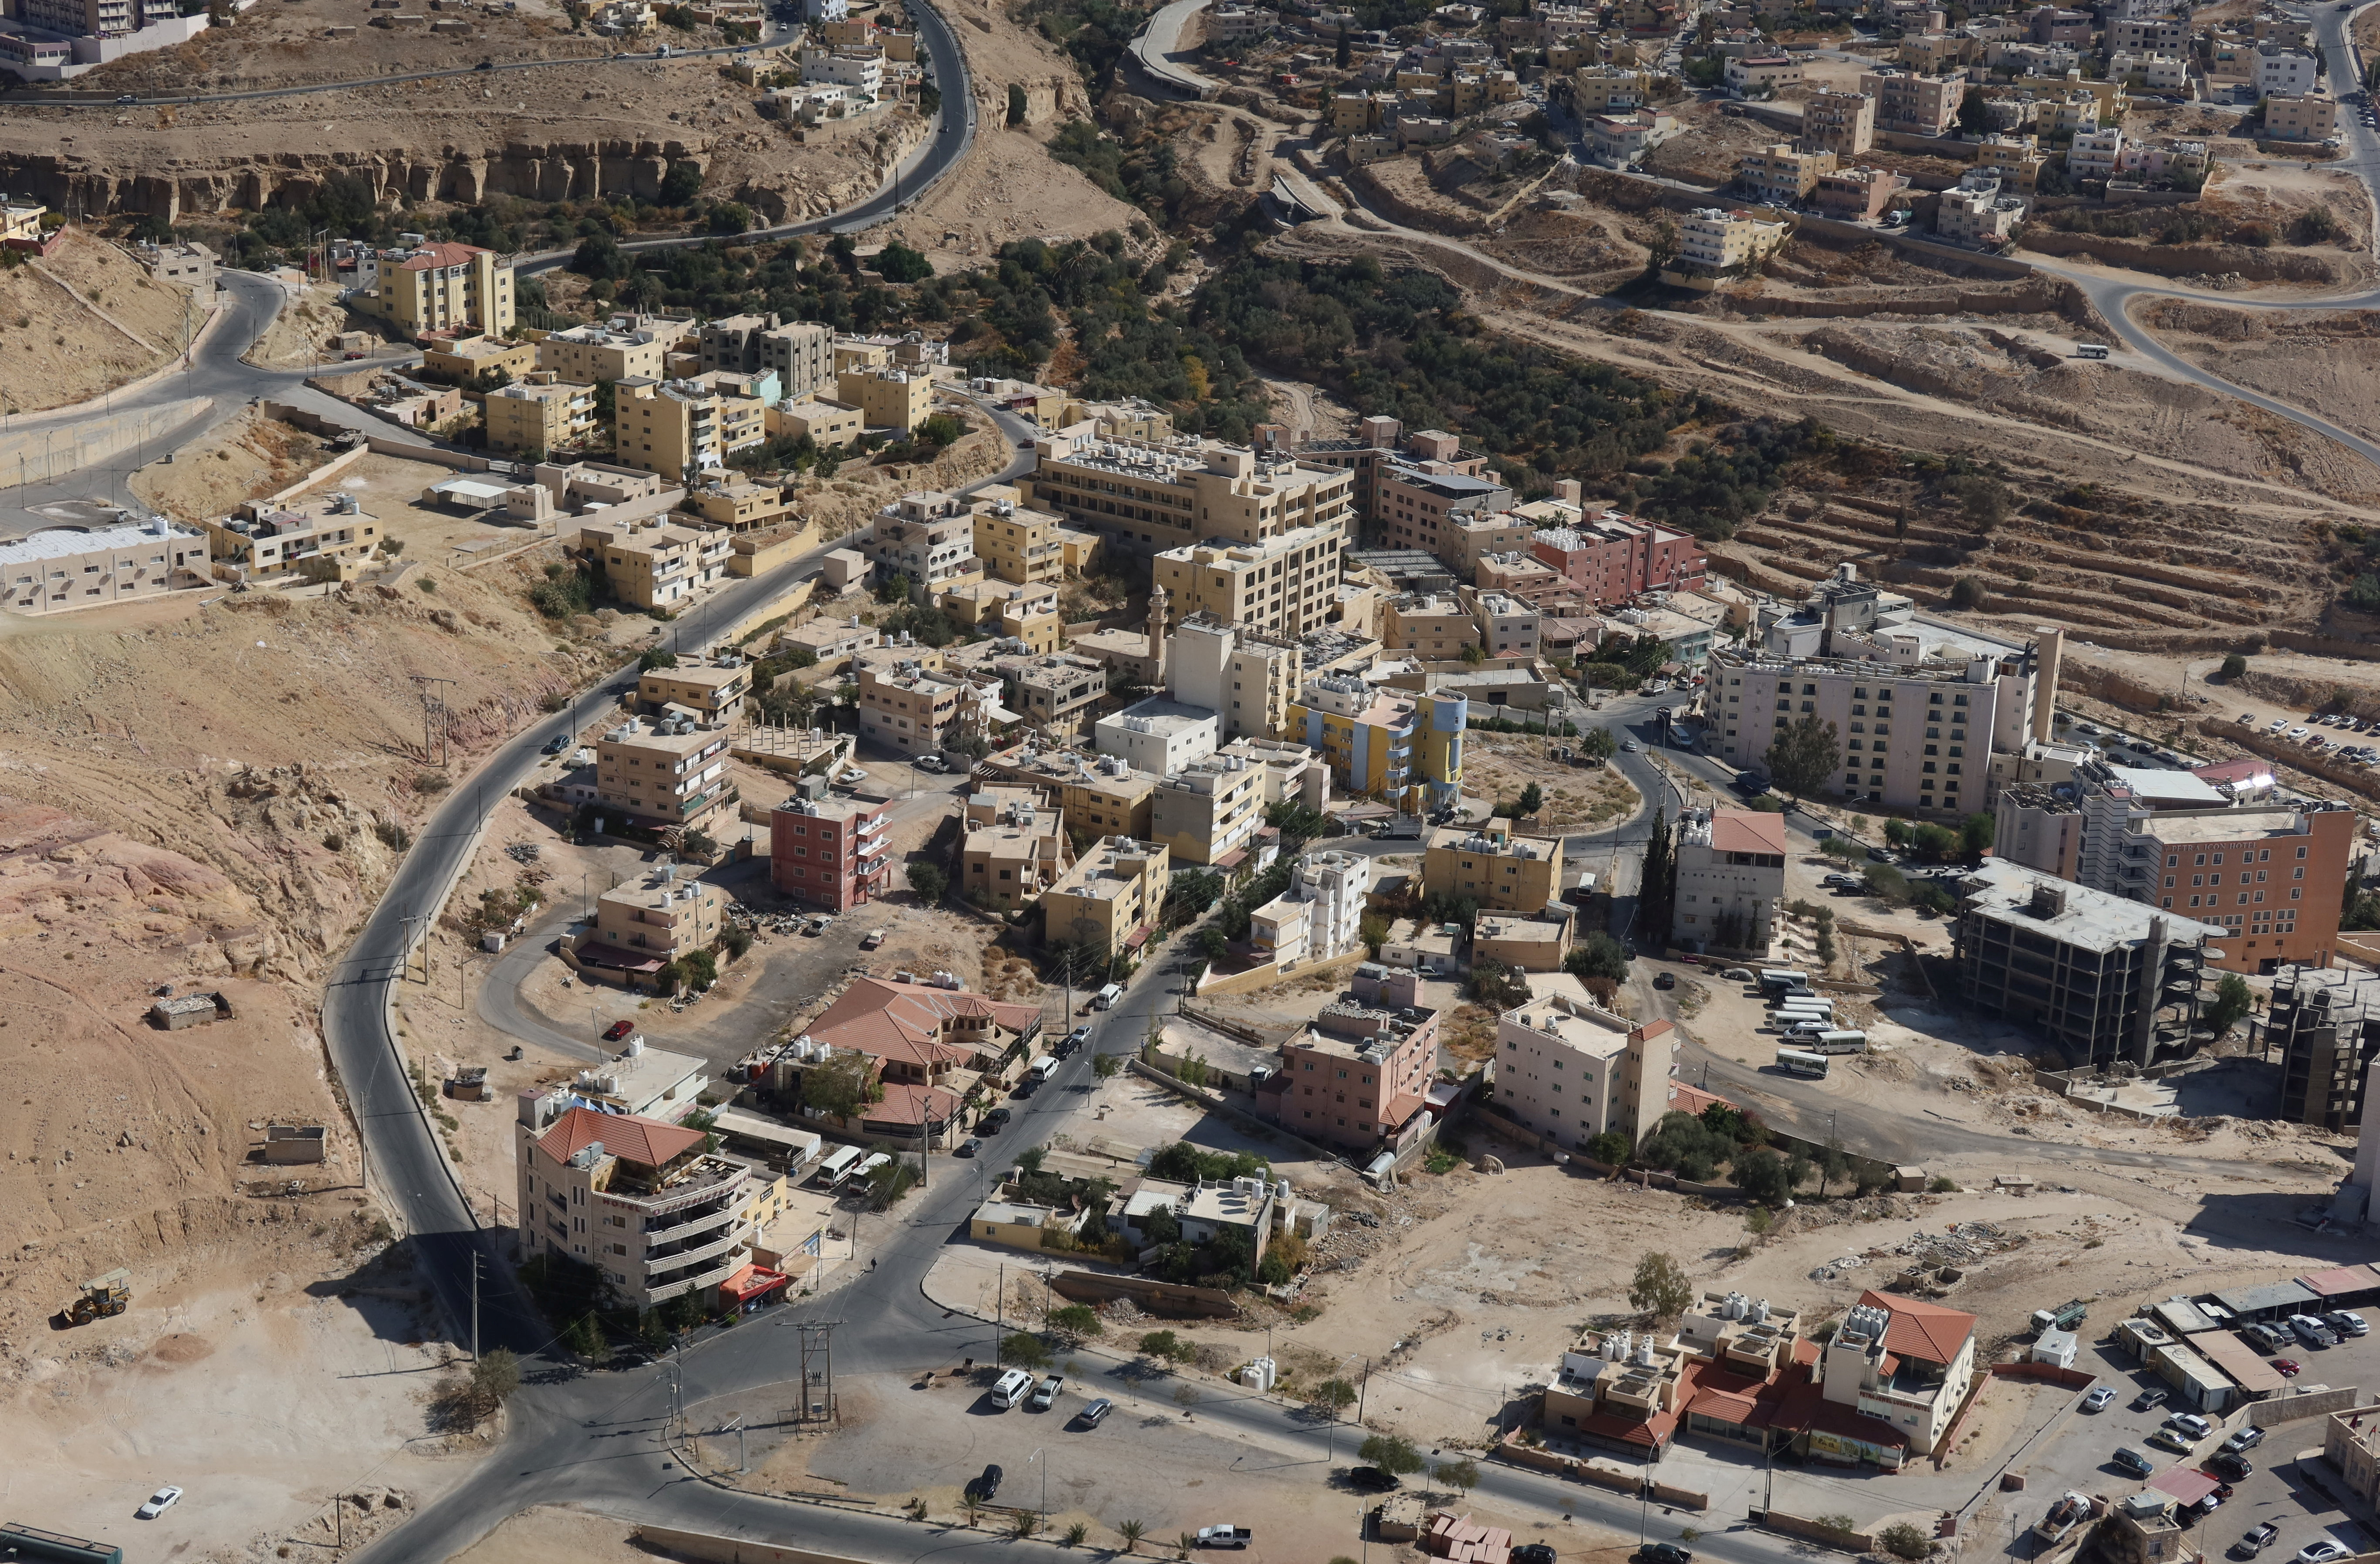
[1530,514,1706,608]
[1267,990,1441,1153]
[769,794,891,910]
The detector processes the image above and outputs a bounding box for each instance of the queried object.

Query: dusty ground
[247,279,399,370]
[2138,299,2380,446]
[0,230,210,415]
[130,405,347,522]
[450,1506,666,1564]
[1461,732,1641,836]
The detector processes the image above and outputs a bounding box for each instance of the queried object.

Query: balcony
[644,1255,742,1304]
[626,1158,748,1218]
[646,1225,743,1274]
[642,1198,737,1246]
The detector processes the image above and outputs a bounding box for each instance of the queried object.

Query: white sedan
[136,1485,184,1519]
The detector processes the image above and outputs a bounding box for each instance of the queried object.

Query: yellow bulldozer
[60,1268,130,1327]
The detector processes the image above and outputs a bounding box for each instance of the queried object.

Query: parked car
[980,1107,1011,1133]
[913,754,948,773]
[2234,1524,2279,1560]
[542,734,569,754]
[1030,1373,1064,1411]
[860,929,886,950]
[970,1463,1004,1501]
[1640,1547,1694,1564]
[2299,1543,2352,1564]
[2330,1311,2368,1337]
[1348,1466,1402,1493]
[136,1486,183,1519]
[1622,740,1643,752]
[1077,1397,1113,1428]
[2113,1448,2157,1478]
[1068,1025,1093,1048]
[2225,1427,2267,1452]
[2246,1322,2289,1352]
[2208,1452,2254,1482]
[954,1138,981,1158]
[2133,1388,2169,1412]
[2168,1413,2214,1440]
[604,1019,635,1041]
[1654,972,1677,990]
[2289,1315,2338,1348]
[2149,1428,2199,1456]
[1514,1547,1559,1564]
[2083,1387,2116,1412]
[2274,1357,2302,1377]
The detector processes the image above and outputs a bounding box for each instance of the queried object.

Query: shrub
[1930,1175,1958,1193]
[1878,1522,1931,1560]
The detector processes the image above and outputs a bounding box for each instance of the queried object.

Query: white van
[1091,982,1123,1010]
[1028,1055,1059,1083]
[1810,1030,1868,1054]
[991,1368,1034,1408]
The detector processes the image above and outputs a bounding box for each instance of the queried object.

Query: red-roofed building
[1674,806,1788,955]
[356,239,516,341]
[788,975,1044,1142]
[1825,1293,1978,1455]
[514,1102,792,1310]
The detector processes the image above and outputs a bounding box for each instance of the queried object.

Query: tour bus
[2074,342,2110,359]
[1757,969,1809,993]
[1775,1048,1831,1078]
[853,1152,892,1185]
[1776,1002,1835,1023]
[808,1143,865,1189]
[1809,1030,1869,1054]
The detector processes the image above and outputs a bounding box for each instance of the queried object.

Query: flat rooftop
[0,520,195,560]
[1961,860,2224,955]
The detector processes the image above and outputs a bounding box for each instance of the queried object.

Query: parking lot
[2009,1312,2380,1564]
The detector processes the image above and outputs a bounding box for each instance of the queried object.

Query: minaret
[1148,582,1170,689]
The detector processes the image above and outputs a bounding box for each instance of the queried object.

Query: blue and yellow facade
[1289,675,1467,810]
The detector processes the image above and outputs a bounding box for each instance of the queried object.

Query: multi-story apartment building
[1672,807,1787,954]
[1570,64,1651,113]
[1461,586,1541,660]
[538,315,675,385]
[696,314,833,400]
[1290,675,1467,808]
[1673,207,1791,274]
[595,711,730,829]
[1023,437,1354,560]
[1271,989,1440,1152]
[483,372,598,454]
[1373,460,1514,557]
[1150,751,1266,867]
[865,490,984,600]
[836,365,934,433]
[2067,125,2126,178]
[1097,698,1219,776]
[1802,88,1876,155]
[961,790,1073,912]
[1530,514,1707,606]
[1494,997,1676,1152]
[1935,169,2027,245]
[577,517,731,610]
[515,1099,785,1307]
[354,240,514,341]
[201,495,381,581]
[1445,508,1539,580]
[1383,591,1480,659]
[1725,52,1801,94]
[581,865,723,979]
[2266,92,2336,140]
[1954,860,2218,1066]
[2256,45,2320,96]
[1424,821,1562,911]
[1295,419,1491,530]
[420,331,537,384]
[1042,835,1171,960]
[769,793,891,909]
[972,496,1065,586]
[1151,525,1345,640]
[1168,613,1303,742]
[943,579,1062,653]
[980,744,1160,840]
[1250,848,1373,968]
[0,517,210,615]
[2108,12,2185,51]
[857,660,969,756]
[1859,68,1964,137]
[1738,142,1837,203]
[2060,762,2355,975]
[1825,1293,1977,1457]
[614,376,765,478]
[639,660,750,721]
[995,650,1108,738]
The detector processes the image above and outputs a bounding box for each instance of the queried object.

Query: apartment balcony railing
[644,1256,742,1303]
[645,1226,742,1274]
[631,1159,748,1219]
[641,1198,737,1247]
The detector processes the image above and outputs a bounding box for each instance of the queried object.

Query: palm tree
[1117,1520,1146,1554]
[962,1494,983,1528]
[1177,1532,1198,1559]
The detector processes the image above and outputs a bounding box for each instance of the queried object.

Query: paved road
[1128,0,1219,102]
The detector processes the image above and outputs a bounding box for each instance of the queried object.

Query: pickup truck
[1195,1526,1254,1549]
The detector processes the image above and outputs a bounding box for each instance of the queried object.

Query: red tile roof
[1859,1289,1976,1365]
[865,1080,962,1131]
[1711,810,1789,856]
[534,1104,705,1169]
[395,240,496,272]
[1768,1380,1911,1452]
[806,976,1042,1073]
[1667,1080,1730,1117]
[2296,1264,2380,1298]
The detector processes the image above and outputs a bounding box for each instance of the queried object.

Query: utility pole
[412,674,457,766]
[794,1320,837,1424]
[996,1261,1004,1367]
[1357,1355,1372,1424]
[471,1252,481,1361]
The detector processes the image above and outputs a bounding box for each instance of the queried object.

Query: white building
[1262,847,1373,965]
[1671,807,1788,954]
[2067,125,2125,178]
[1167,613,1305,742]
[2255,46,2320,97]
[802,48,883,96]
[1096,697,1220,777]
[1934,168,2027,245]
[1492,998,1676,1152]
[1674,207,1789,274]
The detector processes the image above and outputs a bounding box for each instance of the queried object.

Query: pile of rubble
[1895,1220,2012,1267]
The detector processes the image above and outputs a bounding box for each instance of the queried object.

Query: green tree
[1335,27,1351,66]
[1093,1052,1123,1079]
[1359,1432,1426,1476]
[1949,577,1984,610]
[1957,85,1991,135]
[1516,782,1544,818]
[2221,653,2249,680]
[658,160,703,206]
[1640,805,1675,935]
[1959,812,1995,860]
[1763,715,1842,807]
[2207,972,2253,1035]
[1311,1377,1358,1416]
[1587,1130,1631,1166]
[799,1048,873,1119]
[1003,1331,1053,1369]
[1007,82,1029,125]
[470,1346,522,1408]
[908,861,947,904]
[1198,926,1231,962]
[1731,1145,1795,1205]
[1435,1457,1481,1499]
[1865,864,1911,904]
[1878,1523,1933,1562]
[1815,1133,1851,1196]
[1628,1250,1694,1323]
[639,647,680,670]
[1579,726,1618,762]
[877,241,933,282]
[1565,931,1630,982]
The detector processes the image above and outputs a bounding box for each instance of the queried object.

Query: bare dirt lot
[0,230,209,415]
[1460,731,1642,835]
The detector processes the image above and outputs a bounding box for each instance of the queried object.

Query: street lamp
[1027,1446,1048,1535]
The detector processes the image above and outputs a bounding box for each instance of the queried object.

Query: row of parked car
[2256,711,2380,767]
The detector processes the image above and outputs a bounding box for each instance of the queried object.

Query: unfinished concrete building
[1953,860,2219,1067]
[2262,968,2380,1131]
